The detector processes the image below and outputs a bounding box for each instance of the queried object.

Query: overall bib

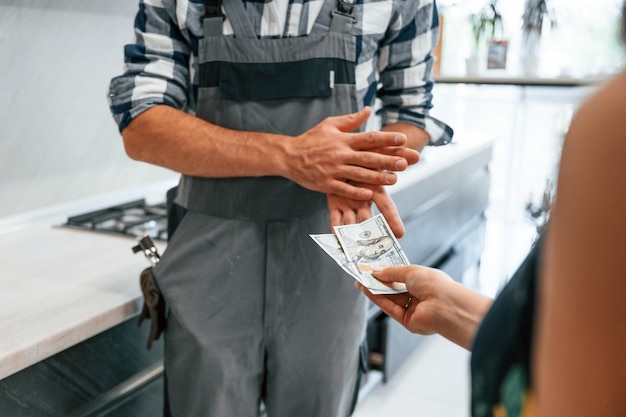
[153,1,367,415]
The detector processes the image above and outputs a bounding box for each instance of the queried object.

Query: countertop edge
[0,298,143,380]
[434,74,611,87]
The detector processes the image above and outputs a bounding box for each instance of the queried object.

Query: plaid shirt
[108,0,453,145]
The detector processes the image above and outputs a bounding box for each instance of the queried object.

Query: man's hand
[368,144,420,166]
[327,183,405,238]
[284,107,414,201]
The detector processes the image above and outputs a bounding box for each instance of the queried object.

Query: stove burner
[65,199,168,241]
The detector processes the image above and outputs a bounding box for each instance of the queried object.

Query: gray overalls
[153,1,367,415]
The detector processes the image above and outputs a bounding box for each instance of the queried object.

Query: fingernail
[386,173,396,183]
[395,159,406,170]
[394,134,402,144]
[370,264,387,272]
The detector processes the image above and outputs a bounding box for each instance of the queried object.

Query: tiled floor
[353,334,472,417]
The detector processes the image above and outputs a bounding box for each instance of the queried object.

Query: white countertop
[393,136,493,192]
[0,137,493,381]
[0,182,174,380]
[434,74,609,87]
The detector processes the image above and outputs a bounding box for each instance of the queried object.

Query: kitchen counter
[0,183,174,381]
[434,74,609,87]
[0,135,494,382]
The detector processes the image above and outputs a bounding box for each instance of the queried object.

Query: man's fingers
[344,182,404,237]
[373,147,420,166]
[329,208,343,231]
[372,191,404,238]
[329,180,374,201]
[330,106,372,132]
[341,148,410,174]
[357,205,373,224]
[338,166,398,188]
[327,194,373,234]
[351,130,408,151]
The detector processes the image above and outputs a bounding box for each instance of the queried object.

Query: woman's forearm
[431,280,493,350]
[366,266,494,351]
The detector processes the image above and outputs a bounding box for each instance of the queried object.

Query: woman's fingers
[355,282,409,321]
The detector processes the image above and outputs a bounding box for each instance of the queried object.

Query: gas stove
[65,199,169,241]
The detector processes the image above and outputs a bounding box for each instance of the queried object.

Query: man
[108,0,452,415]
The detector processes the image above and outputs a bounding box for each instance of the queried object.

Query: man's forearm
[382,123,430,152]
[121,105,418,201]
[122,105,288,178]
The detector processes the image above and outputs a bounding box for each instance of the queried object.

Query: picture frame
[487,39,509,69]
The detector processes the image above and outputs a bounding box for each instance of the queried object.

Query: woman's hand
[356,265,452,335]
[356,265,493,350]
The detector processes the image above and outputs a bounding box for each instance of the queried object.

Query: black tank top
[470,234,543,417]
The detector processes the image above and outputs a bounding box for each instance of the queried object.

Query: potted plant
[466,0,504,75]
[521,0,556,76]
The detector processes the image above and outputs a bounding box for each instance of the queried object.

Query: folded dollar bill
[310,214,410,294]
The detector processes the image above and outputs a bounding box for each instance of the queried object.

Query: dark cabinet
[0,318,164,417]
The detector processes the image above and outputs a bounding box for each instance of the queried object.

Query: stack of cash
[310,214,410,294]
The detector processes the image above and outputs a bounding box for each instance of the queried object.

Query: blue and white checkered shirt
[108,0,453,145]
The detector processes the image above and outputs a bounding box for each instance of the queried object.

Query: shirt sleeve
[107,0,192,132]
[377,0,453,146]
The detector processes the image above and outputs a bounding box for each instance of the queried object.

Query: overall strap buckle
[204,0,225,19]
[333,0,357,23]
[338,0,355,15]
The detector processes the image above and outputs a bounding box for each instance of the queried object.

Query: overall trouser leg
[155,213,268,416]
[262,212,367,417]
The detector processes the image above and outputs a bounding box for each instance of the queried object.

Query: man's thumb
[335,106,371,132]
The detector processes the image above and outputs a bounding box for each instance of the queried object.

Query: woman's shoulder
[561,70,626,190]
[572,70,626,143]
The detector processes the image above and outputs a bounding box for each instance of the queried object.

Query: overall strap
[203,0,260,39]
[222,0,258,39]
[337,0,356,15]
[313,0,357,35]
[205,0,357,37]
[203,0,224,36]
[331,0,356,33]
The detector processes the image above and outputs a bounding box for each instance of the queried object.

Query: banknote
[310,232,401,294]
[310,214,410,294]
[309,233,362,281]
[334,214,410,294]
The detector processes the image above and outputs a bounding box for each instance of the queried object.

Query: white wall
[430,82,595,224]
[0,0,178,219]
